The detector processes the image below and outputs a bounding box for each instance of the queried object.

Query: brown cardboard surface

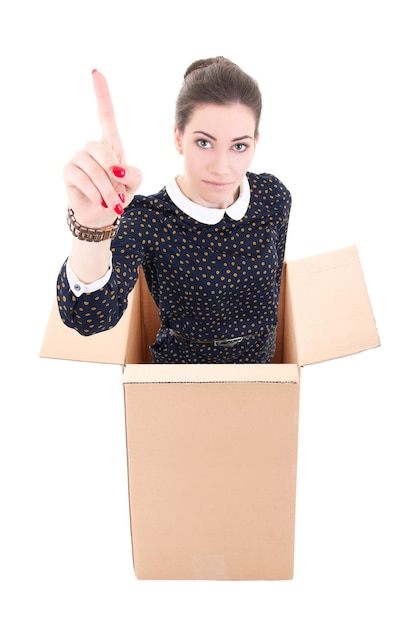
[124,376,300,580]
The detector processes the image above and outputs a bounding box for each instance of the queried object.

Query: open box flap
[283,246,380,366]
[39,283,140,365]
[40,246,380,369]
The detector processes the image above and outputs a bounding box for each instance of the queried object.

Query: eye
[197,139,211,149]
[233,143,248,152]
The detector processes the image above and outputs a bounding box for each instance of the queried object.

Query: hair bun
[183,56,234,79]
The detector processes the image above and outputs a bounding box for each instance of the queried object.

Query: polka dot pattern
[57,172,291,363]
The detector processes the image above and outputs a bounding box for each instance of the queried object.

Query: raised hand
[63,70,142,228]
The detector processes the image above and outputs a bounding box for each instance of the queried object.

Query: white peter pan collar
[165,176,250,225]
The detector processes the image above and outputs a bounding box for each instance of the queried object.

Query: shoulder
[129,187,166,210]
[124,186,178,219]
[246,171,292,209]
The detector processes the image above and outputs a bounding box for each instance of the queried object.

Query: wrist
[67,206,120,242]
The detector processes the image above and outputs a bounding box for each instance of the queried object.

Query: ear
[174,126,183,154]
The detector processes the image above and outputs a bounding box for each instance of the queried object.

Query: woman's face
[174,103,258,209]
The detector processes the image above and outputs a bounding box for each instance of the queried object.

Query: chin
[200,190,235,209]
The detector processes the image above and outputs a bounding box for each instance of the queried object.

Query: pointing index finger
[92,69,125,162]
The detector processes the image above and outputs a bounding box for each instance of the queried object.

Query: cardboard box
[40,246,380,580]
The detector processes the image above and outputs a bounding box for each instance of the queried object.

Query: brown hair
[175,56,262,136]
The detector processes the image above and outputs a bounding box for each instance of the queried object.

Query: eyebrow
[192,131,254,142]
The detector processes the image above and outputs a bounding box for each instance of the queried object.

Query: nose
[208,149,230,176]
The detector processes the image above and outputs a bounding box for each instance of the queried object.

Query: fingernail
[101,200,108,208]
[113,166,126,178]
[114,203,124,215]
[118,192,125,204]
[92,69,98,74]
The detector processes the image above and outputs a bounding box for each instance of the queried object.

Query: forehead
[186,103,257,136]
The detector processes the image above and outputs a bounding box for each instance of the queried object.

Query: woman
[58,56,292,364]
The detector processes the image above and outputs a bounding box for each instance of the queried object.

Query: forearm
[68,237,112,284]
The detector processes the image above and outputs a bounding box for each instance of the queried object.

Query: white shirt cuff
[66,252,113,296]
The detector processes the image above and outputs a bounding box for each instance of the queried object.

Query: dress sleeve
[268,177,291,305]
[274,178,292,265]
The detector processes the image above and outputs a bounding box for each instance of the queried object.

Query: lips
[203,180,232,189]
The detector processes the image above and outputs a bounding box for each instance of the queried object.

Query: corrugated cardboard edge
[122,363,299,384]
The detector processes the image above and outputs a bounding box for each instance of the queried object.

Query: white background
[1,1,416,624]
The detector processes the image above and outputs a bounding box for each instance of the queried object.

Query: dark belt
[169,328,245,347]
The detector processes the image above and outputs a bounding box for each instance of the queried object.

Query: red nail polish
[113,166,126,178]
[101,200,108,208]
[118,192,125,204]
[114,203,124,215]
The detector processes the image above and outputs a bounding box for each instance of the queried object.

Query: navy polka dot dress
[57,172,291,364]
